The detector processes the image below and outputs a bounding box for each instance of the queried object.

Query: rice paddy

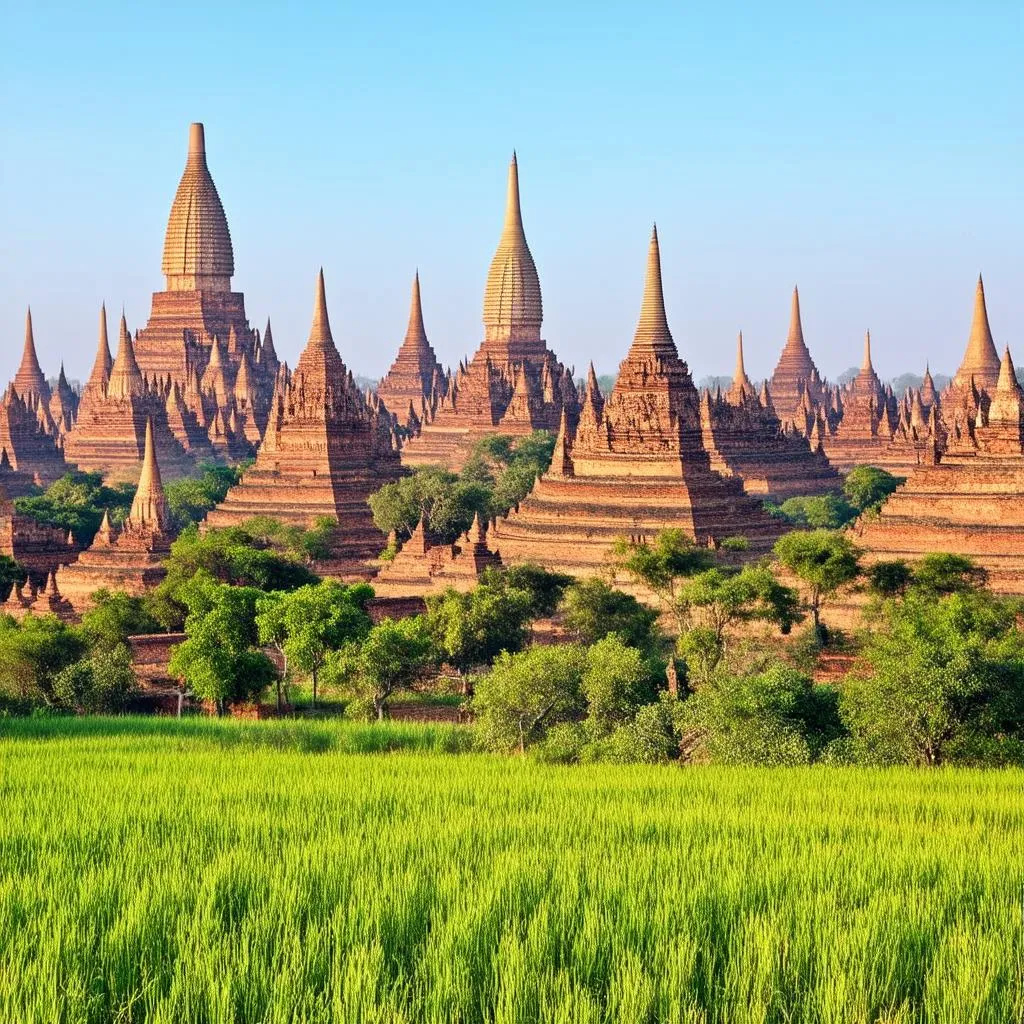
[1,716,1022,1023]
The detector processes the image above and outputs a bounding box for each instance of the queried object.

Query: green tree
[0,614,88,708]
[866,559,913,598]
[79,590,161,652]
[561,578,662,654]
[911,552,988,597]
[254,581,374,708]
[14,470,135,544]
[581,635,656,735]
[168,572,277,713]
[841,591,1024,766]
[369,466,490,544]
[769,493,857,529]
[773,530,861,634]
[52,643,139,714]
[326,616,434,720]
[163,462,243,531]
[480,564,572,619]
[472,644,587,753]
[843,465,902,513]
[0,555,27,598]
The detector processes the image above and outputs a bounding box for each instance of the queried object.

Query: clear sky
[1,1,1020,387]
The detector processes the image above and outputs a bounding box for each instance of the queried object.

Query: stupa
[133,122,277,445]
[55,418,176,612]
[13,309,52,409]
[63,312,195,482]
[769,286,828,431]
[400,155,577,468]
[377,273,448,429]
[492,227,786,577]
[205,270,401,577]
[701,333,841,498]
[0,486,79,584]
[855,346,1024,594]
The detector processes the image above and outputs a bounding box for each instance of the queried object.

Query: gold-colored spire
[161,122,234,291]
[862,330,873,372]
[106,313,144,399]
[126,417,169,533]
[482,153,543,344]
[309,268,334,347]
[14,307,49,401]
[956,274,1001,386]
[403,271,429,348]
[630,225,675,354]
[995,346,1019,395]
[785,286,808,353]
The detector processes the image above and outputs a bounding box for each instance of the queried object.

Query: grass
[1,717,1022,1023]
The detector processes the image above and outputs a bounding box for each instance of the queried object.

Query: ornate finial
[309,268,334,346]
[786,285,806,351]
[189,122,206,157]
[631,225,674,352]
[404,270,428,347]
[862,330,873,372]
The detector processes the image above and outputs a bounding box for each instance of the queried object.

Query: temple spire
[862,330,873,372]
[106,313,145,399]
[14,307,49,401]
[956,274,1001,386]
[996,346,1019,396]
[127,417,169,533]
[504,151,524,233]
[630,225,675,354]
[309,268,334,347]
[404,271,428,347]
[786,286,808,353]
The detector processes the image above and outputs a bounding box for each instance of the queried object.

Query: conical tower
[954,275,1001,391]
[727,331,754,403]
[769,286,824,425]
[13,308,51,404]
[106,314,145,400]
[627,226,676,358]
[124,418,170,536]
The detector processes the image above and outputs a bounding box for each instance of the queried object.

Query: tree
[866,559,913,598]
[425,581,534,677]
[163,462,243,531]
[472,644,587,753]
[561,578,662,654]
[0,555,26,598]
[0,614,88,708]
[368,466,490,544]
[773,530,861,634]
[52,643,139,714]
[841,591,1024,766]
[843,465,902,513]
[79,590,161,652]
[911,553,988,597]
[480,564,572,619]
[327,616,434,720]
[168,572,277,713]
[254,581,373,708]
[14,470,135,544]
[768,493,857,529]
[581,635,656,735]
[677,664,841,765]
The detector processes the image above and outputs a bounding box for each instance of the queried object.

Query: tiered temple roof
[133,123,276,457]
[376,272,448,428]
[54,418,176,613]
[205,270,401,577]
[701,332,841,499]
[855,345,1024,594]
[400,155,577,469]
[492,227,785,577]
[769,286,828,430]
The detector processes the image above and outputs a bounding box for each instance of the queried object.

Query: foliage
[0,555,27,598]
[0,614,88,708]
[254,581,374,708]
[865,559,914,598]
[168,571,277,711]
[79,590,161,652]
[13,470,135,545]
[678,664,842,765]
[580,635,657,735]
[151,520,321,630]
[767,493,857,529]
[162,462,244,531]
[4,719,1024,1021]
[560,578,662,654]
[773,529,861,631]
[52,643,138,714]
[478,563,572,619]
[841,590,1024,766]
[472,644,587,752]
[843,465,902,513]
[326,616,434,720]
[911,552,988,597]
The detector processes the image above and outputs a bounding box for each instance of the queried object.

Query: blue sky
[1,1,1020,386]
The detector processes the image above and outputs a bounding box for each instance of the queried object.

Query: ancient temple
[372,513,502,598]
[132,122,276,452]
[63,311,196,482]
[769,286,828,431]
[492,228,785,577]
[205,270,401,577]
[0,486,79,584]
[376,272,448,429]
[54,418,176,613]
[855,346,1024,594]
[701,333,841,498]
[400,155,577,468]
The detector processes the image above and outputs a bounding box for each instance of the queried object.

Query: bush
[52,644,138,714]
[843,465,902,513]
[561,578,662,654]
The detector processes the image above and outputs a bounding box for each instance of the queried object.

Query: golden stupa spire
[862,330,873,372]
[404,271,428,348]
[785,286,809,353]
[630,225,675,354]
[309,267,334,347]
[995,346,1019,395]
[956,274,1001,387]
[126,417,169,533]
[482,153,543,345]
[14,307,49,401]
[106,313,145,399]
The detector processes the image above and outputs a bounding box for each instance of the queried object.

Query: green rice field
[1,717,1022,1023]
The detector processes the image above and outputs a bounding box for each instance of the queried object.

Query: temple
[492,227,785,576]
[854,345,1024,594]
[376,272,448,429]
[701,332,841,498]
[132,123,277,455]
[400,155,577,468]
[768,286,828,431]
[205,270,401,576]
[0,486,79,585]
[53,418,176,613]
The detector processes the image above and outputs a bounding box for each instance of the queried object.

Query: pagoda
[205,270,401,577]
[701,333,841,499]
[133,122,277,445]
[769,286,828,431]
[855,346,1024,594]
[63,311,195,483]
[401,155,577,469]
[55,418,176,612]
[492,228,785,577]
[377,272,448,429]
[0,485,79,585]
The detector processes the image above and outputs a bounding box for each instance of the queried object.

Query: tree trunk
[311,668,318,709]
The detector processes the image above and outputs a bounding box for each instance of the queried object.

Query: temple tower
[769,286,827,428]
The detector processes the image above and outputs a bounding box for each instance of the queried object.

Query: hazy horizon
[2,2,1020,388]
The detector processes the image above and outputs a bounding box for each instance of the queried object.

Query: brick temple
[492,227,786,576]
[205,270,401,577]
[400,155,578,469]
[768,286,829,432]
